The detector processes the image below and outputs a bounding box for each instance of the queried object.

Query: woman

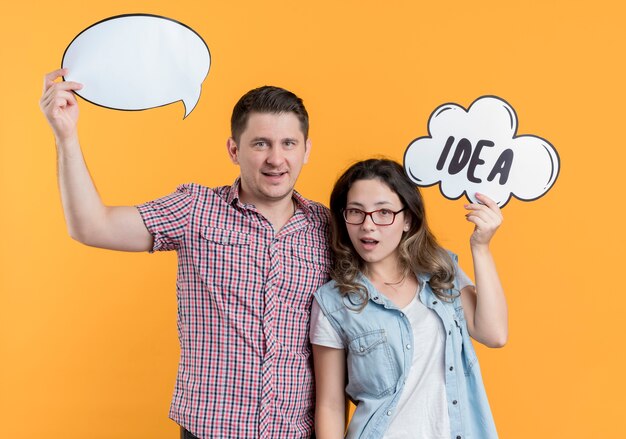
[310,159,507,439]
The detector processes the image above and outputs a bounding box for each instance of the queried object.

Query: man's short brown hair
[230,86,309,143]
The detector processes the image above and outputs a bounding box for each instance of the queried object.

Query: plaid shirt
[137,179,331,438]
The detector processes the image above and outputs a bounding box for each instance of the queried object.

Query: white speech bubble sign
[62,14,211,118]
[403,96,560,208]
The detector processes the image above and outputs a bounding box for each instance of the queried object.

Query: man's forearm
[56,136,107,244]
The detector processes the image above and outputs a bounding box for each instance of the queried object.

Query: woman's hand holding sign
[465,192,503,249]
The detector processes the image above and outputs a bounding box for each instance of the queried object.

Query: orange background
[1,1,625,437]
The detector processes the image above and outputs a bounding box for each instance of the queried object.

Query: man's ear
[304,138,312,164]
[227,138,239,164]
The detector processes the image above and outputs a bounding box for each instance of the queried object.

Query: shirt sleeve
[136,184,195,252]
[310,299,344,349]
[455,265,474,290]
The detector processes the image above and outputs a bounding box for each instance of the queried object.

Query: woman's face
[344,178,410,270]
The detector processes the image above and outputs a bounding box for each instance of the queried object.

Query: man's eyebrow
[249,137,271,143]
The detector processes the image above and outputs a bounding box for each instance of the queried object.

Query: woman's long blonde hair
[329,159,457,308]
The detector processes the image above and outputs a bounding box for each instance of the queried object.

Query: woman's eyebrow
[346,200,394,207]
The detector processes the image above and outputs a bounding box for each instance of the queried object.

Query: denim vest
[313,258,498,439]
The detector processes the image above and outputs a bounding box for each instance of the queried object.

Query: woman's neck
[364,258,405,285]
[364,258,419,308]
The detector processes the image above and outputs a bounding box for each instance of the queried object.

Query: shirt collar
[225,177,244,206]
[291,188,313,218]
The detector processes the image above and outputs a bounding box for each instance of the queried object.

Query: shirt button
[373,296,379,300]
[453,400,458,405]
[359,346,365,352]
[432,301,438,305]
[406,344,411,350]
[448,330,452,335]
[456,436,462,439]
[449,366,454,371]
[399,312,404,317]
[386,410,392,416]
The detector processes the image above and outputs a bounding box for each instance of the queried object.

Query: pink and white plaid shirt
[137,179,331,438]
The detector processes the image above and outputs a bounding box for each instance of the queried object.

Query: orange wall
[1,1,625,437]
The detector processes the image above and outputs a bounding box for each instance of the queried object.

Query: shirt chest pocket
[289,244,329,267]
[280,244,331,309]
[193,227,252,292]
[345,329,399,399]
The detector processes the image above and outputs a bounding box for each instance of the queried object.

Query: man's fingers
[43,68,66,93]
[41,89,78,115]
[42,69,82,94]
[41,81,82,106]
[49,80,83,93]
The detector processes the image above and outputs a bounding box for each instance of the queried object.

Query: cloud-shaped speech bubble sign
[403,96,560,207]
[62,14,210,118]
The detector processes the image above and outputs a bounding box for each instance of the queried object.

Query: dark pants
[180,428,199,439]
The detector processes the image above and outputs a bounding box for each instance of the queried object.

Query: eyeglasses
[342,207,406,226]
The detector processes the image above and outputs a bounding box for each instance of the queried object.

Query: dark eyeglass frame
[342,207,407,226]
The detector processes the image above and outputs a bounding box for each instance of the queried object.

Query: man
[40,69,331,438]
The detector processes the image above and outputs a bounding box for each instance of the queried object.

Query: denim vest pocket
[346,329,398,398]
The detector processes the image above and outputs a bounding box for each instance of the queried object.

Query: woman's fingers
[465,193,504,245]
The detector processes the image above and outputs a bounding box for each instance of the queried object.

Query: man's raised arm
[40,69,154,252]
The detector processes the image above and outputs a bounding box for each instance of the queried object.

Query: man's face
[227,112,311,206]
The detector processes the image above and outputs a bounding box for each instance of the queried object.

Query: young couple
[41,69,507,439]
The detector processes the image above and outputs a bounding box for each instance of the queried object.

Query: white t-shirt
[310,269,473,439]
